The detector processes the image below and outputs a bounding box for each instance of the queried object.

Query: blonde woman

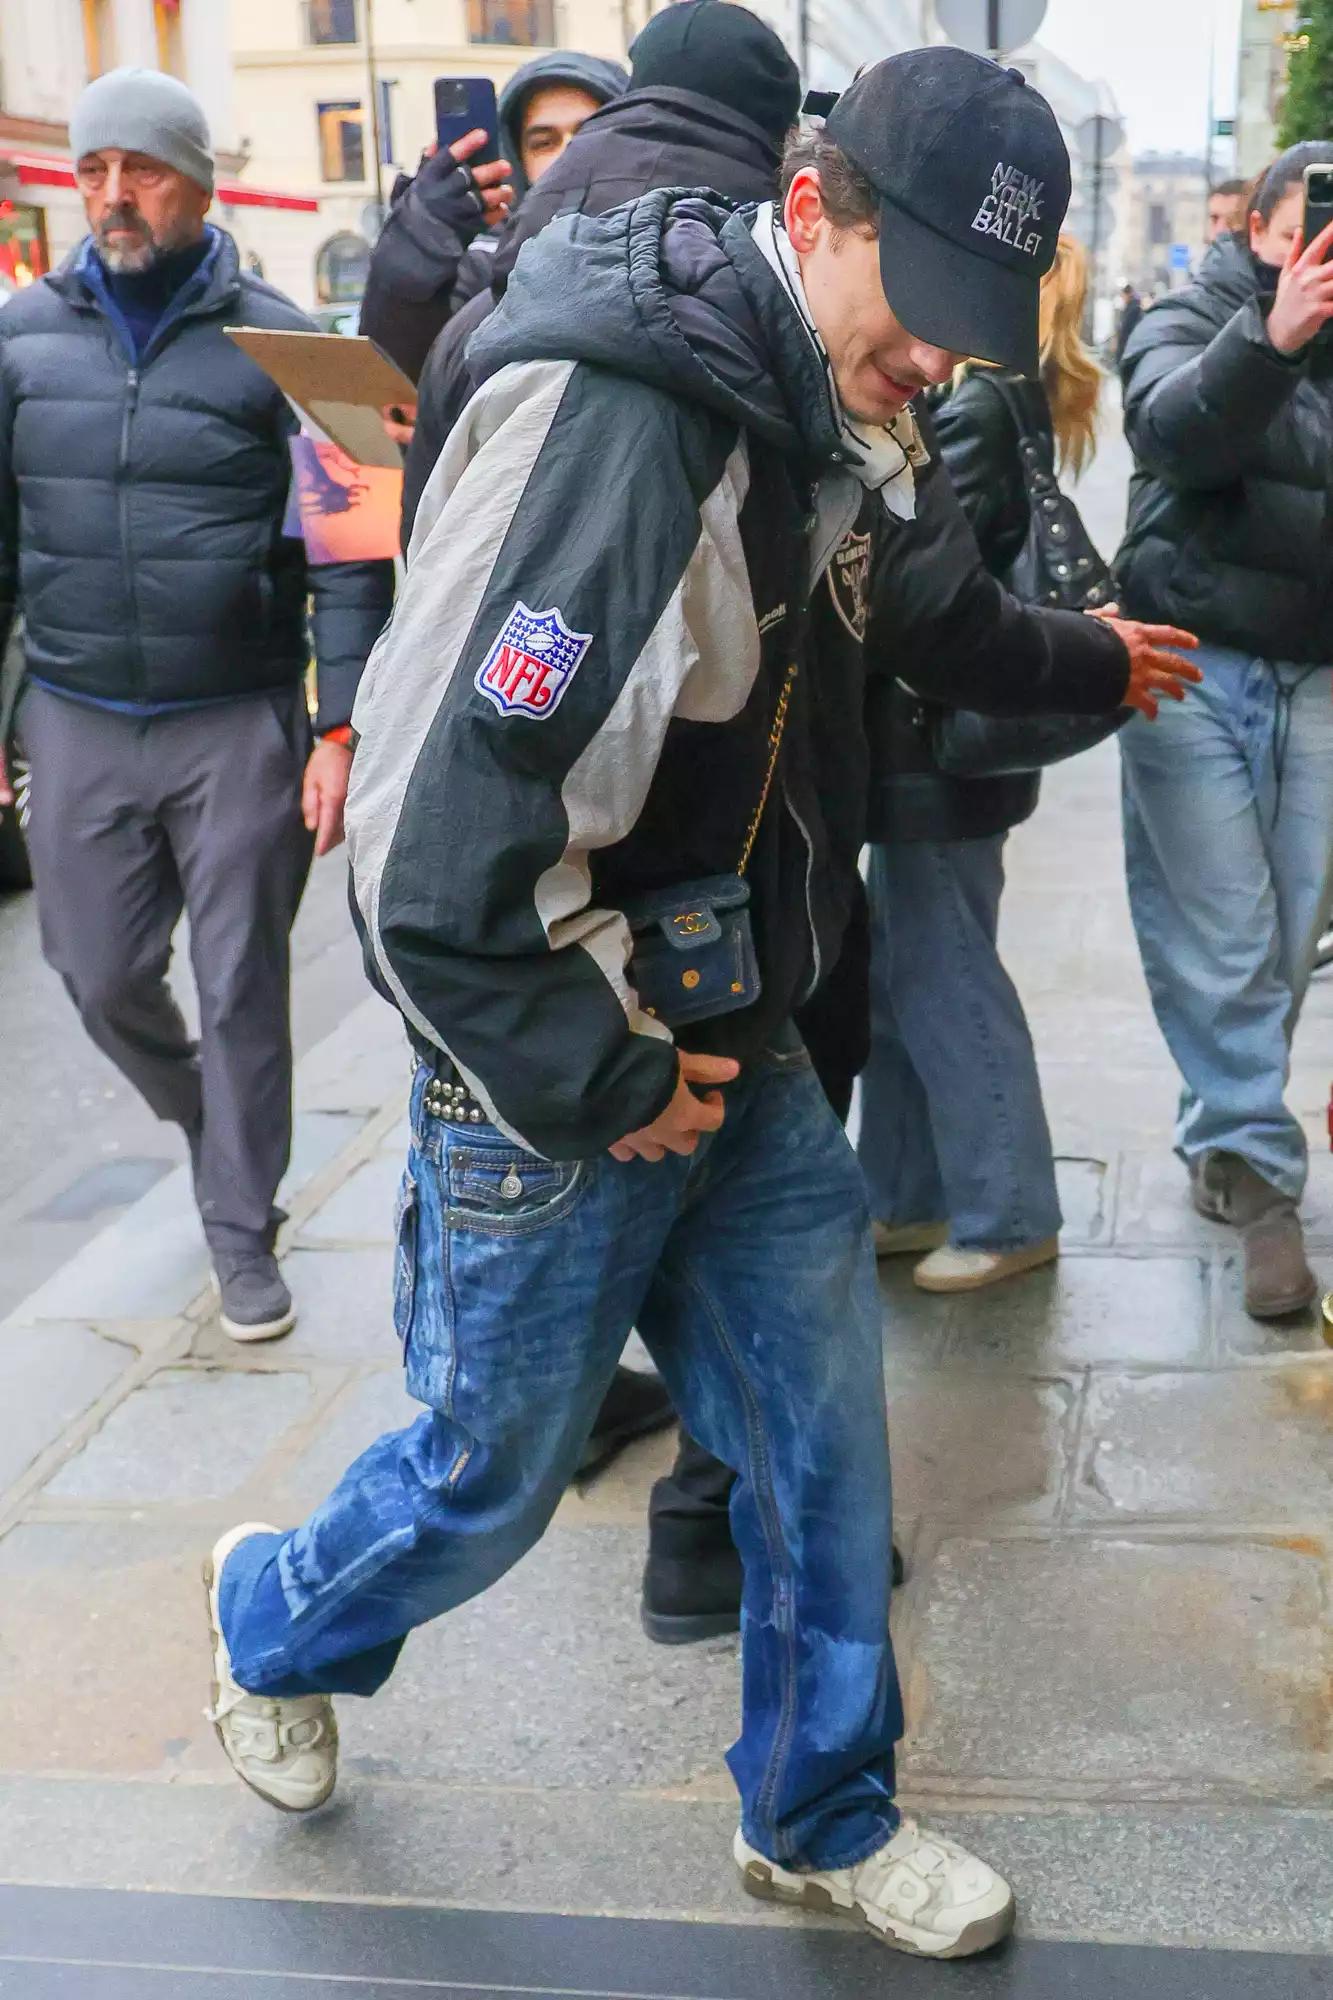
[858,234,1102,1294]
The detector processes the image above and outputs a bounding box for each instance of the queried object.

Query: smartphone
[434,78,500,166]
[1303,163,1333,260]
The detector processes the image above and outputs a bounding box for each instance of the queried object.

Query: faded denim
[219,1042,903,1871]
[1121,643,1333,1201]
[857,837,1061,1251]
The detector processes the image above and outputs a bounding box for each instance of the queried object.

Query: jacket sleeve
[346,360,755,1159]
[0,336,18,666]
[929,373,1028,576]
[1120,295,1306,490]
[359,154,489,383]
[866,438,1130,716]
[308,559,395,733]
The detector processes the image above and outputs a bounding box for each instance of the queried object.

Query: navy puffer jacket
[0,228,392,729]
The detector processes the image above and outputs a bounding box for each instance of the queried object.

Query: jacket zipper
[781,779,823,1003]
[117,366,145,701]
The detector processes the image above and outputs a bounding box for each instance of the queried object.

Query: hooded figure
[400,0,800,542]
[359,51,628,383]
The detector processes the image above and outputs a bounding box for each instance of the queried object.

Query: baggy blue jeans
[857,837,1062,1251]
[1121,642,1333,1201]
[219,1038,903,1871]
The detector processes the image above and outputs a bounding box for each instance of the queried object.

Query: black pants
[650,883,870,1537]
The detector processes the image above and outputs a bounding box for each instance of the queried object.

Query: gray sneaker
[212,1248,295,1344]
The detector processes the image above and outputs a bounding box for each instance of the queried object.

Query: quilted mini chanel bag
[623,662,796,1032]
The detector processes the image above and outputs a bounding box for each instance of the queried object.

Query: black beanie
[629,0,801,146]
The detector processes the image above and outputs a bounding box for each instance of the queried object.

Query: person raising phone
[1116,142,1333,1321]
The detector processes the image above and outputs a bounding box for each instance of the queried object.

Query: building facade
[1235,0,1295,182]
[0,0,317,294]
[1121,152,1210,298]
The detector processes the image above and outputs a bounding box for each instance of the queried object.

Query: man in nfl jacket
[202,52,1193,1957]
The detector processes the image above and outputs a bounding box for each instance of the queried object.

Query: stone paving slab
[341,1526,741,1791]
[295,1151,403,1248]
[943,1255,1210,1370]
[269,1249,398,1365]
[44,1369,313,1504]
[269,1369,423,1515]
[1052,1156,1114,1245]
[0,1322,133,1490]
[886,1377,1074,1525]
[1076,1368,1333,1523]
[0,1521,230,1777]
[293,995,409,1118]
[902,1536,1333,1800]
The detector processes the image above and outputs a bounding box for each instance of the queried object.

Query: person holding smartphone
[1117,141,1333,1321]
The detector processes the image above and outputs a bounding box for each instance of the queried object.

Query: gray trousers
[19,683,315,1249]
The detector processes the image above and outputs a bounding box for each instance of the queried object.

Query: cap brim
[876,198,1040,377]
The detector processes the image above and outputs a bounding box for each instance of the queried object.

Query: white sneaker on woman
[204,1522,338,1812]
[734,1819,1015,1958]
[913,1237,1059,1293]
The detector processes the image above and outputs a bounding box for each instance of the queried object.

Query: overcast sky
[1037,0,1246,155]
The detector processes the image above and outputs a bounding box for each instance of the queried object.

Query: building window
[317,102,366,183]
[81,0,116,79]
[305,0,358,42]
[1149,202,1170,245]
[467,0,555,45]
[316,231,371,302]
[377,77,397,167]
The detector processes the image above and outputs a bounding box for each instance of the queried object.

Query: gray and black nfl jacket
[346,191,1126,1161]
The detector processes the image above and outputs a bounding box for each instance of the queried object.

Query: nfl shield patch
[474,601,593,719]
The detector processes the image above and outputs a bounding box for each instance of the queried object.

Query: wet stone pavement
[4,433,1333,1982]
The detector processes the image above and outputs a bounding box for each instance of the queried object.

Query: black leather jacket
[1117,234,1333,664]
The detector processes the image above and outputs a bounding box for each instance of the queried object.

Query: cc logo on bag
[673,911,709,937]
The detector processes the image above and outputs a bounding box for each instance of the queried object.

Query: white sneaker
[204,1522,338,1813]
[872,1220,949,1258]
[734,1820,1015,1959]
[913,1237,1059,1294]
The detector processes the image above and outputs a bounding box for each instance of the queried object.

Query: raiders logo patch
[827,530,872,641]
[475,601,592,719]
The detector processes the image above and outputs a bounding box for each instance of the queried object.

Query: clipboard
[226,327,417,469]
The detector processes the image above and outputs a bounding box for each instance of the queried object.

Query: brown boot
[1227,1160,1317,1319]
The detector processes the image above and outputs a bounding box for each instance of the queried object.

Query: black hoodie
[1117,232,1333,663]
[400,86,782,544]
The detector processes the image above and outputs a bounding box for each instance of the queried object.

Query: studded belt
[422,1065,489,1126]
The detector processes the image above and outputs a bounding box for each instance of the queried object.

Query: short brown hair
[779,130,879,235]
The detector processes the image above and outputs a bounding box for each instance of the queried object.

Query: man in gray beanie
[0,69,393,1340]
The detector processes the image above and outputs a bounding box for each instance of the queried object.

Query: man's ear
[785,167,825,256]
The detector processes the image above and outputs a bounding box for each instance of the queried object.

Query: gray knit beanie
[70,67,215,195]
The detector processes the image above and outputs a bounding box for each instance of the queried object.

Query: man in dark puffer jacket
[1117,141,1333,1321]
[401,0,800,545]
[0,68,392,1341]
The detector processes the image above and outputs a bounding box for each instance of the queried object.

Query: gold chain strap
[737,661,798,877]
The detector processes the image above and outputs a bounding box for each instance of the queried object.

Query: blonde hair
[1038,233,1100,479]
[952,232,1101,479]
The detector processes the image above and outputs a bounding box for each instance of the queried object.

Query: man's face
[1207,190,1246,241]
[519,84,601,185]
[785,170,963,425]
[76,148,209,273]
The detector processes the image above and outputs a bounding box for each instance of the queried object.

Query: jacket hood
[497,52,629,196]
[489,84,781,291]
[467,188,839,462]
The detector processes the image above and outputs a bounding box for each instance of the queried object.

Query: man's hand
[423,128,515,227]
[1267,217,1333,356]
[1095,612,1202,720]
[302,736,353,857]
[381,400,417,448]
[0,745,11,809]
[610,1052,741,1163]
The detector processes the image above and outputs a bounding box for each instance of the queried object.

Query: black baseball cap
[815,47,1071,376]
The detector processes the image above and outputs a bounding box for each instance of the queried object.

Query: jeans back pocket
[445,1140,584,1235]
